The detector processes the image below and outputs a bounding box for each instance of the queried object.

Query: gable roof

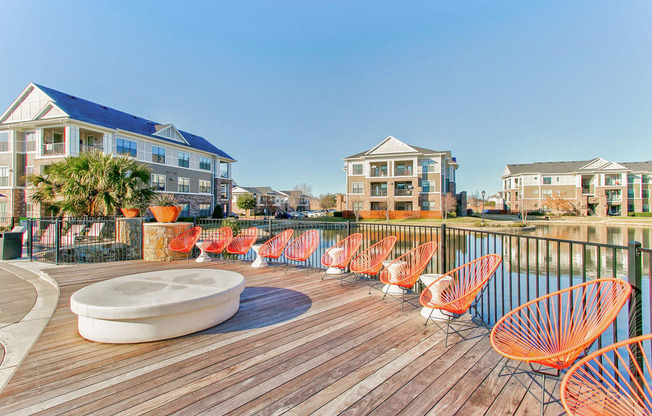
[345,136,444,159]
[505,158,652,176]
[10,84,235,161]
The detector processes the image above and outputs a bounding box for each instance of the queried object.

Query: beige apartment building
[502,158,652,216]
[0,83,235,221]
[344,136,458,219]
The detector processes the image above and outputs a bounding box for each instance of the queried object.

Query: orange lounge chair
[202,227,234,260]
[380,242,438,311]
[168,226,202,259]
[349,236,397,294]
[420,254,501,345]
[320,233,363,280]
[226,227,259,261]
[561,333,652,416]
[259,229,294,266]
[490,278,631,416]
[285,230,320,275]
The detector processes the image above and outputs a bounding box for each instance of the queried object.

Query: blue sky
[1,1,651,196]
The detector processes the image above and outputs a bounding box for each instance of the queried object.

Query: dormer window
[153,124,187,144]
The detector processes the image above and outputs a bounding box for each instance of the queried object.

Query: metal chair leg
[368,275,372,294]
[401,288,405,312]
[444,316,451,347]
[424,308,434,326]
[540,373,546,416]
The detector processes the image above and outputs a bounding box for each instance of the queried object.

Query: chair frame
[349,236,397,294]
[490,277,632,416]
[379,242,438,311]
[561,333,652,416]
[202,227,234,262]
[226,227,259,263]
[259,229,294,268]
[320,233,363,281]
[284,230,320,276]
[419,254,502,346]
[168,226,202,260]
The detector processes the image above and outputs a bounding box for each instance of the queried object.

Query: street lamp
[252,193,257,218]
[481,190,486,226]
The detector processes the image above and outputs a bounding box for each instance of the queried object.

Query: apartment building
[0,83,235,220]
[231,186,310,215]
[344,136,458,219]
[502,158,652,216]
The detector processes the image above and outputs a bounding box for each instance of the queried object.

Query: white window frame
[151,174,166,191]
[199,179,211,194]
[178,177,190,193]
[351,182,363,194]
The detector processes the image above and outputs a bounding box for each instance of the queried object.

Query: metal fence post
[347,220,351,237]
[268,217,272,237]
[55,218,61,265]
[439,223,447,274]
[27,220,33,261]
[628,241,643,339]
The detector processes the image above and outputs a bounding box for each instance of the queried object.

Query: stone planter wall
[143,222,193,262]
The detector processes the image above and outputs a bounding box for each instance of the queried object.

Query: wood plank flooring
[0,261,566,415]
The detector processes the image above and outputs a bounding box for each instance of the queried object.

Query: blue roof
[33,84,234,160]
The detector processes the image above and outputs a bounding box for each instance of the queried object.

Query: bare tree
[442,193,458,223]
[319,193,336,210]
[293,183,313,197]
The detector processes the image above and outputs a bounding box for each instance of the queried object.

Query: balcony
[394,165,414,176]
[42,142,65,156]
[369,171,388,178]
[80,144,103,153]
[605,177,623,186]
[370,189,387,197]
[394,189,413,196]
[219,170,230,179]
[582,185,594,195]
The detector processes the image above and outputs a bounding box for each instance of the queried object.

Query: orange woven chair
[284,230,320,275]
[202,227,233,260]
[259,229,294,266]
[349,236,397,294]
[561,333,652,416]
[419,254,501,345]
[168,226,202,260]
[490,278,631,416]
[380,242,438,311]
[226,227,259,261]
[320,233,363,280]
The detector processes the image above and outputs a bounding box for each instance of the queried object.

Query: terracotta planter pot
[149,206,182,223]
[120,208,141,218]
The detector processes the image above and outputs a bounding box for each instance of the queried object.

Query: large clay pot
[149,206,182,223]
[120,208,141,218]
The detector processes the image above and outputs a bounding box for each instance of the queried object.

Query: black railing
[28,217,143,264]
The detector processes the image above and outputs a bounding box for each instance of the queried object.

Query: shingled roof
[506,159,652,175]
[33,84,234,160]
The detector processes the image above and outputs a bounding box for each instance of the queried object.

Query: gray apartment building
[344,136,458,218]
[502,158,652,216]
[0,83,235,220]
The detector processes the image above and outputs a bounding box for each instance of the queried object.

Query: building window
[0,167,9,187]
[220,183,228,199]
[26,202,37,218]
[116,138,137,157]
[0,132,9,152]
[178,177,190,193]
[151,174,166,191]
[370,202,384,211]
[352,201,363,211]
[0,203,7,220]
[421,159,436,173]
[199,157,211,171]
[543,190,552,197]
[25,131,36,152]
[152,146,165,164]
[421,200,430,211]
[180,203,190,217]
[199,180,211,194]
[644,189,650,199]
[643,175,650,184]
[628,174,636,183]
[351,164,363,175]
[533,189,538,195]
[644,204,650,212]
[628,189,635,199]
[422,180,436,193]
[178,152,190,168]
[198,203,211,217]
[351,182,363,194]
[543,177,552,185]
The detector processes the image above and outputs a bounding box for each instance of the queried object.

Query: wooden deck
[0,261,565,415]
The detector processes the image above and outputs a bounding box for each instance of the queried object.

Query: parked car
[275,211,291,219]
[227,213,239,219]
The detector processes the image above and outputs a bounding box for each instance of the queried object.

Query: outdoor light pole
[252,193,257,218]
[481,190,486,226]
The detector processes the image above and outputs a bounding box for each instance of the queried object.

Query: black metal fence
[27,217,143,264]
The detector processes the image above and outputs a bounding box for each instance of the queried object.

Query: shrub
[212,205,224,219]
[630,212,652,217]
[222,217,241,235]
[333,211,343,217]
[448,211,457,218]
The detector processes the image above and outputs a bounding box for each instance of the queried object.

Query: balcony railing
[42,142,65,156]
[582,186,594,195]
[80,144,103,153]
[394,169,414,176]
[394,189,413,196]
[219,170,229,179]
[369,171,388,178]
[605,179,622,186]
[370,189,387,197]
[607,196,622,203]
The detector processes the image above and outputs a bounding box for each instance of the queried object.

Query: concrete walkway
[0,259,60,393]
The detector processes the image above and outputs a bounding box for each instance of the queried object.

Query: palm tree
[29,151,153,216]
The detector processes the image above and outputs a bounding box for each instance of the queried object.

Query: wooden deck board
[0,260,564,415]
